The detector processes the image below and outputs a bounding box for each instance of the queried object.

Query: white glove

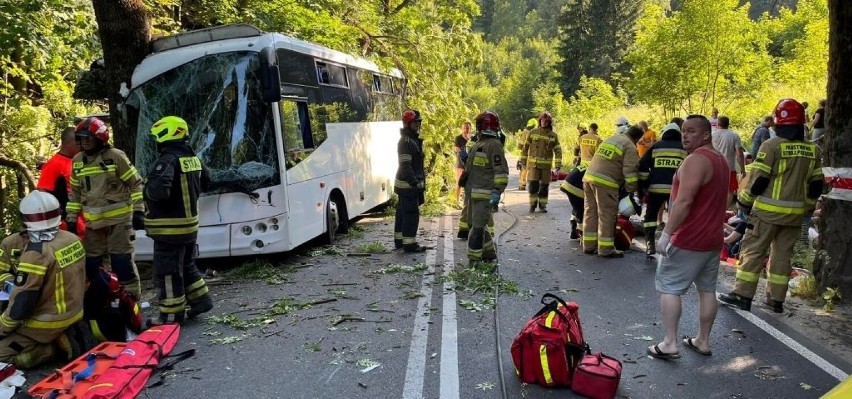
[657,232,672,258]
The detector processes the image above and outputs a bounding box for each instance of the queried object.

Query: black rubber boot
[570,220,580,240]
[764,296,783,313]
[457,230,469,240]
[718,292,752,311]
[187,294,214,319]
[403,243,432,253]
[394,239,403,249]
[644,229,656,256]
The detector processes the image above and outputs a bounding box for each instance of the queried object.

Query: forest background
[0,0,826,228]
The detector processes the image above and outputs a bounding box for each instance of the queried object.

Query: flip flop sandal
[683,338,712,356]
[647,344,681,360]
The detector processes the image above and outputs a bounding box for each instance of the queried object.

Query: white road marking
[729,303,849,381]
[402,219,439,399]
[440,215,460,399]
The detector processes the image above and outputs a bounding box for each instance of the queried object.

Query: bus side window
[280,100,313,167]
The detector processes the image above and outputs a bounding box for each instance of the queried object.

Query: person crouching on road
[143,116,213,326]
[66,117,143,299]
[394,109,431,252]
[463,111,509,264]
[637,123,686,256]
[0,191,87,368]
[719,99,823,314]
[582,126,642,258]
[520,112,562,213]
[648,115,729,360]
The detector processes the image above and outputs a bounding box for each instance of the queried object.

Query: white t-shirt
[711,129,743,172]
[709,117,719,132]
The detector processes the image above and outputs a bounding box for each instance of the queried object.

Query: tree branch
[0,156,36,191]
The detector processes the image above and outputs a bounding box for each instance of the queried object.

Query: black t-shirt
[454,134,468,167]
[814,108,825,128]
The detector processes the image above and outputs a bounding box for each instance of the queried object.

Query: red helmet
[475,111,500,136]
[539,111,553,128]
[774,99,805,126]
[75,117,110,143]
[402,109,422,127]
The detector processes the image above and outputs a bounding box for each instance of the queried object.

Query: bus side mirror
[260,47,280,103]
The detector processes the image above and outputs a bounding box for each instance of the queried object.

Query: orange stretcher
[28,342,126,399]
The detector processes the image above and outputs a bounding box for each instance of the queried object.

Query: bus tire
[323,197,341,244]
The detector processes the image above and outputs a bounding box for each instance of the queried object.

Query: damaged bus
[127,24,404,260]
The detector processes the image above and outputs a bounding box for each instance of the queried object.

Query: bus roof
[131,25,402,91]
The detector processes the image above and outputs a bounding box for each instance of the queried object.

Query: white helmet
[615,125,629,135]
[615,116,629,126]
[618,196,636,217]
[20,191,61,231]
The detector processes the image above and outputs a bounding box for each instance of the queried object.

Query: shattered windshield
[129,51,280,195]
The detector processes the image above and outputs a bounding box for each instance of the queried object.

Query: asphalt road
[23,166,852,399]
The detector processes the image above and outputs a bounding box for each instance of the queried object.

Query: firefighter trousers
[467,198,496,262]
[643,193,669,240]
[458,195,494,236]
[152,240,209,324]
[582,183,618,256]
[526,166,552,209]
[394,192,421,249]
[567,192,584,226]
[0,328,64,369]
[84,223,140,299]
[519,167,528,190]
[733,218,800,303]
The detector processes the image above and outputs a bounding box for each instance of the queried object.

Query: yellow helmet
[150,116,189,143]
[526,118,538,128]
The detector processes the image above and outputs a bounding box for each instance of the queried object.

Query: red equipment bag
[614,215,635,251]
[571,352,623,399]
[82,324,184,399]
[511,293,589,387]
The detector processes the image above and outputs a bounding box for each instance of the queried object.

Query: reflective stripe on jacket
[67,148,144,230]
[638,139,686,195]
[584,134,640,192]
[464,136,509,198]
[144,142,209,242]
[521,127,562,169]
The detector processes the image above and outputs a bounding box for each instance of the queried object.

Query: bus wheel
[324,197,341,244]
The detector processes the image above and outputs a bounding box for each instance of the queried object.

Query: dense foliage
[0,0,828,230]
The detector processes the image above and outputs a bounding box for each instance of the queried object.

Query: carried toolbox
[571,352,623,399]
[27,342,127,398]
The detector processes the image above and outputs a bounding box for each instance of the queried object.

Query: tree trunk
[815,0,852,300]
[0,157,36,191]
[90,0,151,162]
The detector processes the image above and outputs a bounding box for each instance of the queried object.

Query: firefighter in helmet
[464,111,508,263]
[582,126,642,258]
[578,123,602,167]
[144,116,213,326]
[394,109,430,252]
[719,99,823,313]
[520,112,562,212]
[0,191,87,368]
[517,118,537,190]
[638,123,686,256]
[66,117,143,299]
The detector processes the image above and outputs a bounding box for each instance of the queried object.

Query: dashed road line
[402,219,439,399]
[440,215,460,399]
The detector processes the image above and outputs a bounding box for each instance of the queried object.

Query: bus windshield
[128,51,280,195]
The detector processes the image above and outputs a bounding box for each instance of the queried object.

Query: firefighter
[719,99,823,313]
[0,191,86,368]
[521,112,562,213]
[582,126,642,258]
[638,123,686,256]
[66,117,143,299]
[464,111,508,263]
[578,123,602,167]
[517,118,537,191]
[144,116,213,326]
[0,232,28,285]
[615,116,630,135]
[394,109,430,252]
[560,164,587,239]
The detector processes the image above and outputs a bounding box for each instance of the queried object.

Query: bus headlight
[242,226,252,235]
[255,223,268,233]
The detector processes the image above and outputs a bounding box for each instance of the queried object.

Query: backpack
[511,293,589,387]
[85,270,143,342]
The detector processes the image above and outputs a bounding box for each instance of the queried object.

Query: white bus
[127,24,404,260]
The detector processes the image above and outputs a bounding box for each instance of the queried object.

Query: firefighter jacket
[578,133,602,167]
[67,147,144,230]
[738,137,822,226]
[521,127,562,170]
[144,142,210,243]
[0,232,27,284]
[0,230,85,336]
[638,133,686,195]
[563,164,587,199]
[517,129,531,153]
[394,127,426,195]
[464,135,509,200]
[583,134,640,192]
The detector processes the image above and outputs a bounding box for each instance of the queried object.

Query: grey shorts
[655,245,720,295]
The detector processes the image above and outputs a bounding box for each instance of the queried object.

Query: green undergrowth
[374,262,427,275]
[355,242,388,253]
[222,258,291,284]
[206,296,314,330]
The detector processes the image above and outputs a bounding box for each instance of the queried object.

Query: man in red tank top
[648,115,728,360]
[37,127,85,236]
